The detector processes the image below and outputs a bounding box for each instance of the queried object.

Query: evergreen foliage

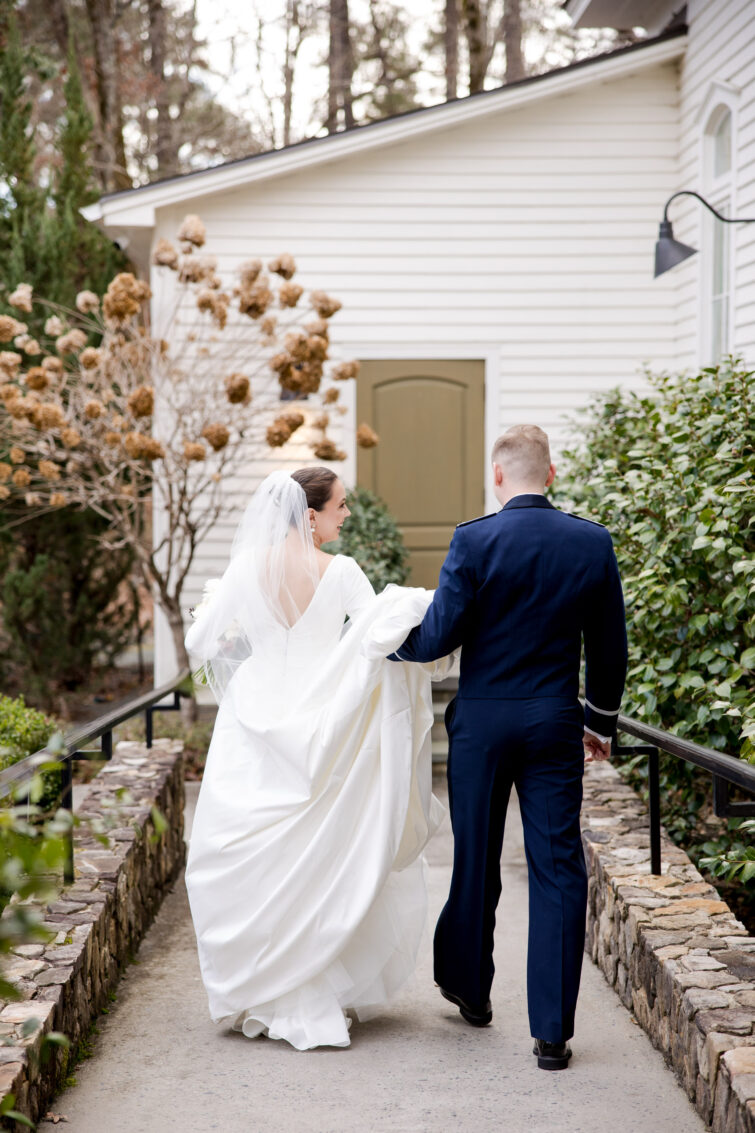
[556,358,754,905]
[0,11,134,703]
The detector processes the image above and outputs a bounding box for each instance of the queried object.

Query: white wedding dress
[184,549,450,1051]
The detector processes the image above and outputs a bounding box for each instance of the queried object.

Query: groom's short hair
[491,425,551,481]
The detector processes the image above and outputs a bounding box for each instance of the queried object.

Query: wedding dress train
[184,553,450,1050]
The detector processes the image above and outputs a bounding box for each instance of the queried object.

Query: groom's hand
[583,731,611,763]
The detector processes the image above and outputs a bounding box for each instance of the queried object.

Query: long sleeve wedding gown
[184,552,449,1051]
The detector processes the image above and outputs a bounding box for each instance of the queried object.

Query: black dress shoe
[533,1038,572,1070]
[438,986,492,1027]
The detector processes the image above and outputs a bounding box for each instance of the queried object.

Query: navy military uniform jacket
[391,494,627,738]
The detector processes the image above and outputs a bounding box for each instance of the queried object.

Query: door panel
[357,360,485,588]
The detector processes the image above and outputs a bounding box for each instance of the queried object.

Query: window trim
[696,83,739,366]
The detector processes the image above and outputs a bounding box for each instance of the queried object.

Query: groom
[390,424,627,1070]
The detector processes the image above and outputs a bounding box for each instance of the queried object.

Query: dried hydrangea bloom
[49,491,67,507]
[0,462,10,482]
[12,468,31,487]
[323,387,340,405]
[201,422,230,451]
[224,373,250,405]
[269,351,290,374]
[310,291,342,319]
[7,398,29,420]
[25,491,41,506]
[9,446,24,464]
[279,282,304,308]
[266,410,304,447]
[184,441,206,461]
[268,254,296,280]
[238,278,273,319]
[0,351,23,374]
[13,334,31,350]
[260,316,277,337]
[179,255,216,284]
[331,360,360,381]
[8,283,33,313]
[102,273,151,324]
[41,355,64,376]
[0,316,27,343]
[127,385,154,418]
[104,430,121,446]
[22,338,41,355]
[239,260,262,288]
[307,335,328,362]
[304,318,329,339]
[152,238,179,269]
[312,412,329,429]
[284,330,309,361]
[0,383,18,401]
[177,214,206,247]
[38,459,61,481]
[196,288,229,329]
[80,347,102,370]
[25,367,48,391]
[110,413,127,431]
[61,428,81,448]
[85,400,104,420]
[44,316,65,337]
[35,403,65,429]
[356,423,379,448]
[56,328,87,355]
[0,485,9,500]
[124,431,165,461]
[75,290,100,314]
[313,438,346,461]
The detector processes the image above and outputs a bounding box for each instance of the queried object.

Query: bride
[183,466,452,1051]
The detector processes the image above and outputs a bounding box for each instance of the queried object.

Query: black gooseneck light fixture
[654,190,755,278]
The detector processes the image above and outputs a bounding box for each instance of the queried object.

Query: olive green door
[357,360,485,588]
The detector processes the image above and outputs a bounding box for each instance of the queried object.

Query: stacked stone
[0,739,185,1127]
[582,759,755,1133]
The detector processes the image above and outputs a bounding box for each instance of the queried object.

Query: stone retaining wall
[582,760,755,1133]
[0,738,185,1128]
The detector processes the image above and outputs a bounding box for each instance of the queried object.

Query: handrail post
[61,756,74,885]
[648,748,661,876]
[145,707,153,749]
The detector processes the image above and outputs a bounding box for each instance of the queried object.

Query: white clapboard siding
[144,55,685,680]
[670,0,755,367]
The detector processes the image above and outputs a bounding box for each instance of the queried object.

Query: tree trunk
[283,0,302,147]
[84,0,131,191]
[165,598,198,722]
[503,0,525,84]
[326,0,354,132]
[147,0,175,177]
[462,0,488,94]
[445,0,459,101]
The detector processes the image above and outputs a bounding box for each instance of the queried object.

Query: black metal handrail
[614,710,755,875]
[0,668,191,883]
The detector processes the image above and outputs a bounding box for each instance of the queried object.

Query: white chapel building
[84,0,755,681]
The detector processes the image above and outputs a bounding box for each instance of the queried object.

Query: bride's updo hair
[291,466,338,512]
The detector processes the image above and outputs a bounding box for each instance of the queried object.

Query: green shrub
[0,693,61,812]
[0,694,57,769]
[324,487,410,592]
[556,357,754,916]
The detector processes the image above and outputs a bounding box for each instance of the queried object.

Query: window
[703,106,734,363]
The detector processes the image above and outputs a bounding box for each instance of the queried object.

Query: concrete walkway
[41,775,706,1133]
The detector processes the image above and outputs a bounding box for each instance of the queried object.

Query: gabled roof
[83,26,686,231]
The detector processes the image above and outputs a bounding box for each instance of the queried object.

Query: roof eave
[83,31,686,232]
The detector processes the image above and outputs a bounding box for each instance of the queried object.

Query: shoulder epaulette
[456,512,497,529]
[565,511,606,528]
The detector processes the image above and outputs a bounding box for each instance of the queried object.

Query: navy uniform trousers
[437,695,588,1042]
